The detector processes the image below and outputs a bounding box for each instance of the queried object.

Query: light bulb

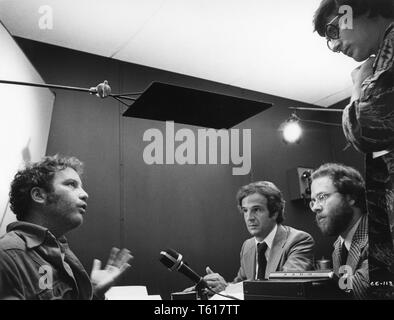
[283,120,302,143]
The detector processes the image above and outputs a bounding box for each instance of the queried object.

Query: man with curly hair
[0,155,132,299]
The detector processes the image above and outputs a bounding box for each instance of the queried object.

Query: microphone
[89,80,111,98]
[159,249,208,289]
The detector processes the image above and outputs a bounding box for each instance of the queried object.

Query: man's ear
[271,210,279,221]
[345,195,355,206]
[30,187,47,204]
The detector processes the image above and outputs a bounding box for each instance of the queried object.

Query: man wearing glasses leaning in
[310,163,369,299]
[313,0,394,298]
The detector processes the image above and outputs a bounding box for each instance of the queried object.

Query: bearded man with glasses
[310,163,369,299]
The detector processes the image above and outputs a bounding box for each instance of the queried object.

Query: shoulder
[0,231,26,252]
[281,225,314,244]
[241,237,255,252]
[0,234,26,272]
[375,24,394,72]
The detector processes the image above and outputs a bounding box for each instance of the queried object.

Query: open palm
[90,247,133,297]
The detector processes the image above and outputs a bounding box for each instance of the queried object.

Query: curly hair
[236,181,285,224]
[313,0,394,37]
[9,155,84,220]
[311,163,366,212]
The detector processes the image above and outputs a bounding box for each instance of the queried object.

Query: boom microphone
[89,80,111,98]
[159,249,208,289]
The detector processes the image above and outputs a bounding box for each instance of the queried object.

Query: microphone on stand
[159,248,242,301]
[159,248,208,289]
[89,80,111,98]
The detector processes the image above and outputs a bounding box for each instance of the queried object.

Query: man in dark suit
[310,163,369,299]
[203,181,315,293]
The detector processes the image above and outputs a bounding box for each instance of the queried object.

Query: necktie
[340,242,348,266]
[257,242,268,280]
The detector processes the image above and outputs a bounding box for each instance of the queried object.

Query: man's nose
[79,188,89,201]
[245,211,254,220]
[310,201,322,213]
[332,39,342,53]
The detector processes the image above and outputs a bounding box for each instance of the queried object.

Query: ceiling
[0,0,360,107]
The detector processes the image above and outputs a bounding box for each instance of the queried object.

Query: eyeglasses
[325,15,342,52]
[309,191,340,210]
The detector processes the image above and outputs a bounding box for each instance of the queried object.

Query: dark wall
[237,96,337,261]
[16,37,361,298]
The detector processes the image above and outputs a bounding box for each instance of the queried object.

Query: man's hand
[203,266,228,293]
[350,56,375,102]
[90,247,133,298]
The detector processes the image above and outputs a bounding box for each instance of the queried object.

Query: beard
[45,192,83,230]
[316,200,354,237]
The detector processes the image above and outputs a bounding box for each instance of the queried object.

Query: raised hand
[90,247,133,298]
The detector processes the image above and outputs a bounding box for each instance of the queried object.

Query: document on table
[210,281,244,300]
[105,286,162,300]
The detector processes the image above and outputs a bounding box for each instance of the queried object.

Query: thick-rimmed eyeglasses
[309,191,340,210]
[325,15,342,52]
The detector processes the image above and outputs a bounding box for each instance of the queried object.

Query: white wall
[0,22,54,235]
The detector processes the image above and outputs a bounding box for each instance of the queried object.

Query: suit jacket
[332,215,369,300]
[233,224,314,282]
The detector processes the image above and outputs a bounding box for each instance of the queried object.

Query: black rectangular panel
[123,82,273,129]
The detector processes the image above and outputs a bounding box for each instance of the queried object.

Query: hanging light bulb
[281,113,302,143]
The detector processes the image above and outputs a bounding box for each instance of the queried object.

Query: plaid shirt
[332,215,369,300]
[342,23,394,153]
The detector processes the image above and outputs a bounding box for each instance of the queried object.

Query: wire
[343,142,352,151]
[113,96,132,107]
